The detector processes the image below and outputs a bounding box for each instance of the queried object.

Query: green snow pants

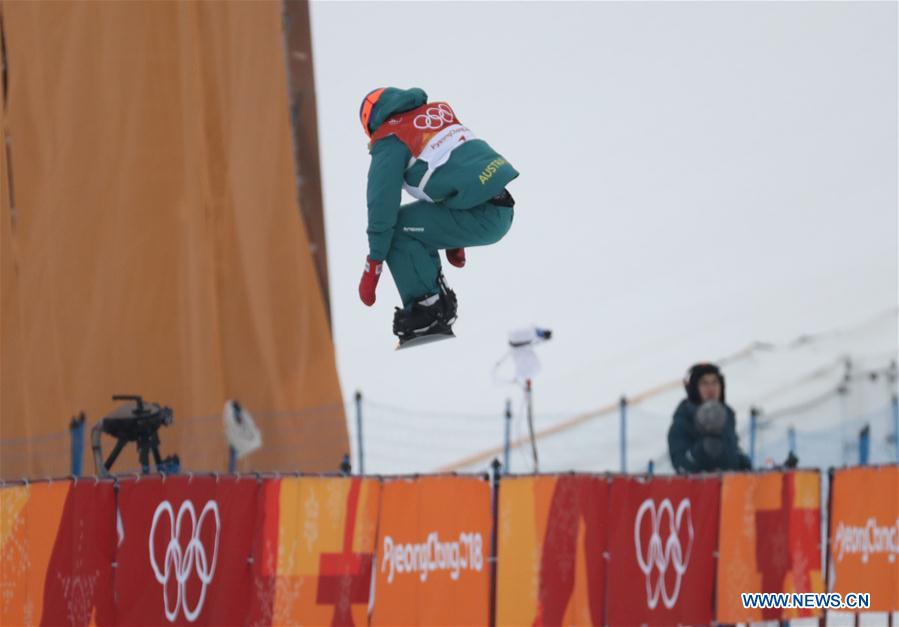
[386,198,514,308]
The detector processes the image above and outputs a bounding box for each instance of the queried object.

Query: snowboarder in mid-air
[356,87,519,348]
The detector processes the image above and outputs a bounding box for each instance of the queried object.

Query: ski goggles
[359,88,386,137]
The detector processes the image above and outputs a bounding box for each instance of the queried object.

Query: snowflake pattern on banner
[56,518,100,626]
[303,490,320,554]
[1,487,31,618]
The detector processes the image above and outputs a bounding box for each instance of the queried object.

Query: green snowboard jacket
[365,87,519,261]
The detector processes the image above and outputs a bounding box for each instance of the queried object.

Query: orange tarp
[0,1,346,477]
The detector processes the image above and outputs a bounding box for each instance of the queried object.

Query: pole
[839,360,852,466]
[749,407,759,467]
[503,399,512,474]
[69,412,85,477]
[839,385,851,466]
[488,458,501,627]
[619,396,627,474]
[355,390,365,475]
[890,360,898,464]
[893,392,899,465]
[787,426,797,457]
[525,379,539,472]
[858,424,870,466]
[647,460,654,476]
[821,467,835,627]
[228,400,240,472]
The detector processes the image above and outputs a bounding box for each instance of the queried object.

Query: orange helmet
[359,88,386,137]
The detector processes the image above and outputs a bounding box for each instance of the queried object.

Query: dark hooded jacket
[364,87,519,260]
[668,364,752,473]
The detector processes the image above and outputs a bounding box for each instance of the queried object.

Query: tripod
[91,395,180,476]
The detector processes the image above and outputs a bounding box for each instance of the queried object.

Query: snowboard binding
[394,274,457,350]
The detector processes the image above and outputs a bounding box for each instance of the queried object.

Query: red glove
[358,256,382,306]
[446,248,466,268]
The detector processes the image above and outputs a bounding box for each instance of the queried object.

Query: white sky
[311,1,897,426]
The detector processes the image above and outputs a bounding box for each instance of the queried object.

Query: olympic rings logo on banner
[634,498,694,610]
[149,500,221,623]
[413,104,454,130]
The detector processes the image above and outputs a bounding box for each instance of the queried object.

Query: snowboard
[396,329,456,351]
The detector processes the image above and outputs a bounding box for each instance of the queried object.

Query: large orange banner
[372,476,491,626]
[716,470,823,623]
[496,475,608,626]
[829,465,899,611]
[262,477,381,626]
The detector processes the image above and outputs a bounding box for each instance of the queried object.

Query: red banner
[41,481,118,626]
[112,476,262,626]
[606,476,720,626]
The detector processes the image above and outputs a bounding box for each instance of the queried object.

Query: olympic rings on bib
[413,104,455,130]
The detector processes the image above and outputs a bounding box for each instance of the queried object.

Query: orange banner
[264,477,381,626]
[0,482,71,625]
[829,465,899,611]
[372,476,491,626]
[496,475,608,626]
[716,470,823,623]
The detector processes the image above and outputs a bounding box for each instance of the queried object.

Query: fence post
[69,412,86,477]
[820,466,835,627]
[858,424,870,466]
[893,391,899,465]
[619,396,628,474]
[890,360,898,464]
[488,458,501,627]
[355,390,365,475]
[749,407,759,467]
[839,360,852,466]
[503,399,512,474]
[525,380,539,472]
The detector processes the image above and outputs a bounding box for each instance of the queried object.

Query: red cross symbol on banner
[754,473,821,620]
[315,478,374,626]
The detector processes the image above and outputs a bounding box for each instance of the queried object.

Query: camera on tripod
[508,326,553,348]
[91,395,180,476]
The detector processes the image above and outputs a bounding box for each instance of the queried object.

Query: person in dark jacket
[668,362,752,473]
